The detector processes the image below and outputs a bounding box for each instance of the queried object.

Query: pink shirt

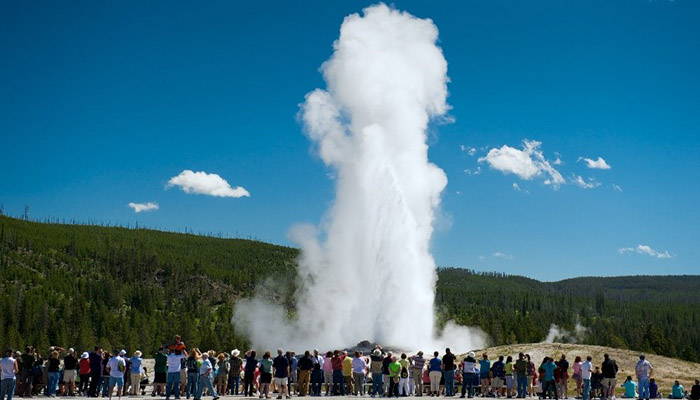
[322,356,333,372]
[573,362,582,375]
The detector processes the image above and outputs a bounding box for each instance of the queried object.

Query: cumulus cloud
[128,202,159,213]
[167,170,250,198]
[479,139,564,187]
[571,175,601,189]
[618,244,672,259]
[580,156,611,169]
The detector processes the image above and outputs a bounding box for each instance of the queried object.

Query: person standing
[460,352,478,399]
[216,354,229,397]
[411,352,426,397]
[243,351,258,398]
[195,353,219,400]
[87,347,103,397]
[298,351,314,396]
[382,353,393,396]
[107,351,126,400]
[351,352,367,396]
[514,353,528,399]
[635,355,653,400]
[491,356,505,397]
[259,352,273,399]
[555,355,569,399]
[166,349,188,400]
[185,350,200,400]
[428,352,442,397]
[19,347,35,397]
[479,354,491,397]
[78,352,91,395]
[153,348,168,397]
[321,352,333,396]
[541,357,557,400]
[272,350,290,400]
[62,349,78,396]
[228,350,243,396]
[369,350,384,397]
[572,356,583,399]
[130,351,144,396]
[397,354,410,397]
[581,356,593,400]
[442,349,456,397]
[1,349,19,400]
[46,350,60,397]
[601,354,618,400]
[387,357,401,398]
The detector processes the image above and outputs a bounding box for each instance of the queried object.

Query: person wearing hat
[78,352,91,395]
[369,349,384,397]
[460,352,478,398]
[228,350,242,396]
[411,351,426,397]
[62,348,78,396]
[107,350,126,400]
[129,351,143,396]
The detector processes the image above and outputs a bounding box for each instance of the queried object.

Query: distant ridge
[1,216,698,362]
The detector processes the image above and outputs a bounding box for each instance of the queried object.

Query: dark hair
[575,356,581,363]
[433,351,439,357]
[506,356,513,363]
[250,351,256,358]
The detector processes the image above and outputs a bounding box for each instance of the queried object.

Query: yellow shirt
[342,356,353,376]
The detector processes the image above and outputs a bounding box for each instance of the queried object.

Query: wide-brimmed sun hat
[373,349,381,356]
[231,349,240,356]
[81,352,89,359]
[468,351,476,358]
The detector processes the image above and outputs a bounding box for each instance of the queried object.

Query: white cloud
[580,156,611,170]
[460,144,477,156]
[492,251,514,260]
[128,202,159,213]
[612,184,623,192]
[618,244,672,259]
[479,139,564,187]
[553,152,563,165]
[464,166,481,175]
[167,170,250,198]
[571,175,601,189]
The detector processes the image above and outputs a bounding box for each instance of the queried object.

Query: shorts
[109,376,124,388]
[506,375,514,389]
[273,377,288,386]
[260,372,272,384]
[63,370,77,383]
[155,372,167,383]
[215,374,228,384]
[492,377,505,389]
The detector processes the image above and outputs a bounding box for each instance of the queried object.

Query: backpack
[400,366,408,379]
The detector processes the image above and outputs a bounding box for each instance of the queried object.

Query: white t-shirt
[107,356,125,378]
[199,359,212,375]
[581,360,592,380]
[635,360,652,379]
[1,357,16,379]
[167,354,186,373]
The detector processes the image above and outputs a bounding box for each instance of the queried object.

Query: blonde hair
[51,350,59,359]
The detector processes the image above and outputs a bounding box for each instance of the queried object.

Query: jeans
[332,370,344,395]
[583,379,591,400]
[88,371,102,397]
[243,372,254,397]
[1,378,16,400]
[462,373,477,398]
[542,379,558,399]
[166,372,181,399]
[47,372,60,395]
[444,370,455,396]
[516,375,528,398]
[195,375,217,399]
[228,375,240,395]
[101,377,110,397]
[639,377,650,399]
[186,373,199,398]
[371,372,383,396]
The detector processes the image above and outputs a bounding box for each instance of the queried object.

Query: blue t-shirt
[491,361,505,378]
[429,358,442,372]
[479,360,491,378]
[130,357,142,374]
[542,362,556,381]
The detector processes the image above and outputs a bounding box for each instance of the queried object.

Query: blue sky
[2,0,698,280]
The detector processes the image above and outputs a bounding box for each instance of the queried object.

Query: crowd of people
[1,336,699,400]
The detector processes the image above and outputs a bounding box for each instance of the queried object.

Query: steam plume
[235,3,486,352]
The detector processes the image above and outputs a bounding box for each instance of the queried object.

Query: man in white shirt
[166,349,188,400]
[195,353,219,400]
[107,351,126,400]
[635,355,653,400]
[581,356,593,400]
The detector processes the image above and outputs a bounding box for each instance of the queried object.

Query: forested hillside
[1,216,698,361]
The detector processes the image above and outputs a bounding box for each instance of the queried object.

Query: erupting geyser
[234,3,486,352]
